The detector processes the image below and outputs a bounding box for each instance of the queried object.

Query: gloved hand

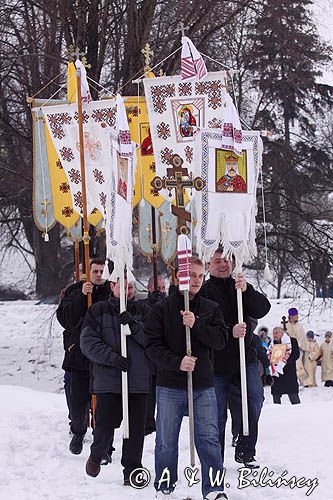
[149,290,164,304]
[275,361,285,375]
[119,311,135,327]
[114,354,129,372]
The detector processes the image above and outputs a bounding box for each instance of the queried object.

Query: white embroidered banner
[106,132,136,277]
[194,129,263,266]
[42,99,117,217]
[143,73,242,199]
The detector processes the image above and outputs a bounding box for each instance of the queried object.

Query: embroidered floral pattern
[68,168,81,184]
[92,107,116,127]
[178,82,192,96]
[161,147,174,164]
[99,192,107,210]
[73,191,83,210]
[208,118,223,129]
[149,162,156,172]
[56,159,63,170]
[157,122,171,140]
[151,84,176,114]
[74,110,89,123]
[93,169,105,184]
[195,80,222,109]
[59,182,70,193]
[59,147,74,162]
[184,146,193,164]
[47,113,72,140]
[62,206,74,217]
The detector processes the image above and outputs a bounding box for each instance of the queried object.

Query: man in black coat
[270,327,300,404]
[200,248,271,468]
[80,277,149,484]
[144,257,240,500]
[59,258,110,455]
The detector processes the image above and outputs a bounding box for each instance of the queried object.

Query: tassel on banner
[264,262,272,282]
[102,260,111,281]
[44,233,49,242]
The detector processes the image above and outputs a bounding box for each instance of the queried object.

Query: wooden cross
[151,154,204,235]
[141,43,154,67]
[281,315,288,331]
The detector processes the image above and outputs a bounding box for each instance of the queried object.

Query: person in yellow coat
[302,331,320,387]
[318,331,333,387]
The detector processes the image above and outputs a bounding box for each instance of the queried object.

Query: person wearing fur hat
[301,331,320,387]
[318,332,333,387]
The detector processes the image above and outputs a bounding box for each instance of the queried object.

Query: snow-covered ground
[0,298,333,500]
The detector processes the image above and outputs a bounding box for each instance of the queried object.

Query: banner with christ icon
[194,129,263,266]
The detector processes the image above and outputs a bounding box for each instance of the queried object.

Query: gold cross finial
[142,43,154,67]
[65,45,86,62]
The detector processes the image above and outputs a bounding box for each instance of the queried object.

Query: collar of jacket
[209,275,234,287]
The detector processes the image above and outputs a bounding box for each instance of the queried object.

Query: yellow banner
[67,62,77,104]
[125,96,165,209]
[44,123,81,228]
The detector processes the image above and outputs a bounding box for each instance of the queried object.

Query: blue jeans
[214,362,264,459]
[155,386,224,498]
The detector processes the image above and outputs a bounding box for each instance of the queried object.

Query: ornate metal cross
[65,45,86,62]
[142,43,154,68]
[281,315,288,331]
[175,21,190,37]
[151,154,204,234]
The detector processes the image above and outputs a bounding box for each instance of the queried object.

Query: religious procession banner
[143,72,244,196]
[105,131,137,277]
[42,99,117,218]
[194,129,263,265]
[125,96,165,208]
[32,102,58,233]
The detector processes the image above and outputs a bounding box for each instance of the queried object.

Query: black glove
[264,374,274,387]
[149,290,163,304]
[114,354,129,372]
[119,311,134,327]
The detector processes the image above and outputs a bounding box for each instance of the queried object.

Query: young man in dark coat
[80,277,150,485]
[200,248,271,468]
[60,258,110,455]
[144,257,241,500]
[270,327,300,404]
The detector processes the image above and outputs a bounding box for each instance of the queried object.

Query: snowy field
[0,298,333,500]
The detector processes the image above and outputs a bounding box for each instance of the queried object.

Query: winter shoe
[69,434,84,455]
[231,436,238,447]
[204,492,228,500]
[235,451,259,469]
[155,490,177,499]
[86,454,101,477]
[101,445,115,465]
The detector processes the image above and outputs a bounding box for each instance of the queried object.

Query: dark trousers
[91,393,148,480]
[273,392,300,405]
[70,370,91,435]
[64,370,71,422]
[228,383,242,439]
[145,374,156,434]
[215,362,264,460]
[324,380,333,387]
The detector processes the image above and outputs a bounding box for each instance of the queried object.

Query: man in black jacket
[60,258,110,455]
[200,248,271,468]
[80,277,149,484]
[145,257,242,500]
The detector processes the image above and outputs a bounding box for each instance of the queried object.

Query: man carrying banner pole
[144,248,237,500]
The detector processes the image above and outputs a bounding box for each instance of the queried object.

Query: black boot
[86,455,101,477]
[69,434,84,455]
[235,451,260,469]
